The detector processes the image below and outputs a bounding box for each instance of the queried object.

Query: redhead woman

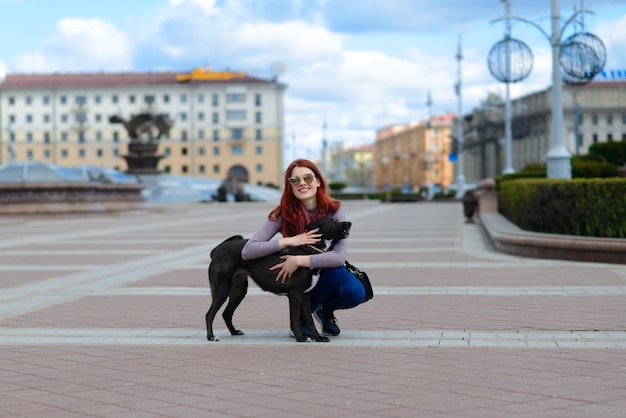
[241,159,365,336]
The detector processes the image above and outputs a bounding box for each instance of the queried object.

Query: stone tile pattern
[1,201,625,417]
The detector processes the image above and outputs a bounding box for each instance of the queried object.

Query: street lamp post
[454,37,466,198]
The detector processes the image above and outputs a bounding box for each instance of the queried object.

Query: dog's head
[305,217,352,252]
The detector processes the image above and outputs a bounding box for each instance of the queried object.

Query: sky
[1,0,625,161]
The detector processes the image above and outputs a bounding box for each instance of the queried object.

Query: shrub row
[498,178,626,238]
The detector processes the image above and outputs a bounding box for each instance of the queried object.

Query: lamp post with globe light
[490,0,606,179]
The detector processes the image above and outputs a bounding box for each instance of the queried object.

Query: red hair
[269,159,341,237]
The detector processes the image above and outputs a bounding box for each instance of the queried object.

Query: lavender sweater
[241,207,347,269]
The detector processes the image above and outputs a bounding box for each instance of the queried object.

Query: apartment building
[0,67,286,186]
[373,113,455,192]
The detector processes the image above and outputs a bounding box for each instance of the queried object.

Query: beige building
[328,144,374,190]
[373,113,455,193]
[0,67,286,186]
[459,80,626,182]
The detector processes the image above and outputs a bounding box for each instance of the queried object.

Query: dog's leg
[287,292,310,342]
[222,271,248,336]
[205,264,232,341]
[301,293,330,343]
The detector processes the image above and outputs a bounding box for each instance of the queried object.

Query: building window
[164,165,171,173]
[198,147,205,155]
[607,114,613,125]
[255,112,261,124]
[96,131,102,140]
[592,114,598,125]
[212,112,219,124]
[61,149,68,158]
[255,129,262,140]
[180,112,188,121]
[95,114,102,123]
[26,132,33,142]
[227,93,246,103]
[163,94,170,103]
[164,147,171,156]
[79,149,86,158]
[213,164,220,174]
[622,114,626,124]
[43,96,50,105]
[97,148,103,157]
[145,95,155,106]
[44,149,51,158]
[256,146,262,155]
[113,132,119,142]
[231,145,244,155]
[60,114,68,123]
[181,130,188,141]
[26,114,33,123]
[112,95,119,104]
[256,163,263,173]
[231,128,243,139]
[8,96,15,105]
[44,132,50,143]
[78,132,86,143]
[61,132,68,141]
[182,147,188,156]
[199,165,205,173]
[75,113,87,124]
[95,95,102,104]
[27,150,34,159]
[198,129,205,139]
[212,94,219,106]
[227,110,246,120]
[255,93,261,106]
[181,94,187,103]
[43,114,50,123]
[593,134,598,143]
[213,147,219,156]
[113,148,119,156]
[8,115,15,123]
[182,165,188,173]
[75,96,87,106]
[198,112,205,121]
[213,130,219,141]
[129,95,136,104]
[197,94,204,103]
[60,96,67,105]
[608,133,613,141]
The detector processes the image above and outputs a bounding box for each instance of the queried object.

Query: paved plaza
[1,200,626,417]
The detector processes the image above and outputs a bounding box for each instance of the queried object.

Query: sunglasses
[288,173,316,186]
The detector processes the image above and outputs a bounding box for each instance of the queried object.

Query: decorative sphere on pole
[560,32,607,86]
[487,37,534,83]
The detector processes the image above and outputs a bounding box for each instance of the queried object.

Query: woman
[241,159,365,337]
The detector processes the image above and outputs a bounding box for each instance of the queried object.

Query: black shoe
[314,306,340,336]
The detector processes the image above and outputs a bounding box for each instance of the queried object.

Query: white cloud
[14,18,132,73]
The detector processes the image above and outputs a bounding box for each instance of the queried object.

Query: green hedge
[499,178,626,238]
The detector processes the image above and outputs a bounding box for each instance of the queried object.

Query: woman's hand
[281,228,321,249]
[270,255,307,283]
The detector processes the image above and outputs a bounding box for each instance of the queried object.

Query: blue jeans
[309,265,365,313]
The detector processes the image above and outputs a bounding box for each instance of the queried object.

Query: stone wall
[0,182,146,214]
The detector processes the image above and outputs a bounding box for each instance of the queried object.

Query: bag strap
[345,260,363,278]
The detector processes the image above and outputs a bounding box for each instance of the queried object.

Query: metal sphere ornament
[560,32,607,86]
[487,37,534,83]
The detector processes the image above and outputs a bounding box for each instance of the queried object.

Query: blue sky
[1,0,625,160]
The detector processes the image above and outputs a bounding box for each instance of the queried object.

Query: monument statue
[109,113,173,175]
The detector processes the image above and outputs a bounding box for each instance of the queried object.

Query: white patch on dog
[305,272,320,293]
[321,239,333,251]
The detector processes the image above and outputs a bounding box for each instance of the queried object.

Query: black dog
[205,217,352,342]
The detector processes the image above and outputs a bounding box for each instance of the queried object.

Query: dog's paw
[231,330,245,336]
[315,336,330,342]
[207,335,220,342]
[295,336,312,342]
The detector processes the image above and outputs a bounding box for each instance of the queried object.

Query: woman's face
[288,166,320,204]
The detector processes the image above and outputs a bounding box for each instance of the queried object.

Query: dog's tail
[210,235,244,258]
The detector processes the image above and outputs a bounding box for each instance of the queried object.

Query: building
[459,80,626,182]
[328,144,373,190]
[0,67,286,186]
[373,113,455,193]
